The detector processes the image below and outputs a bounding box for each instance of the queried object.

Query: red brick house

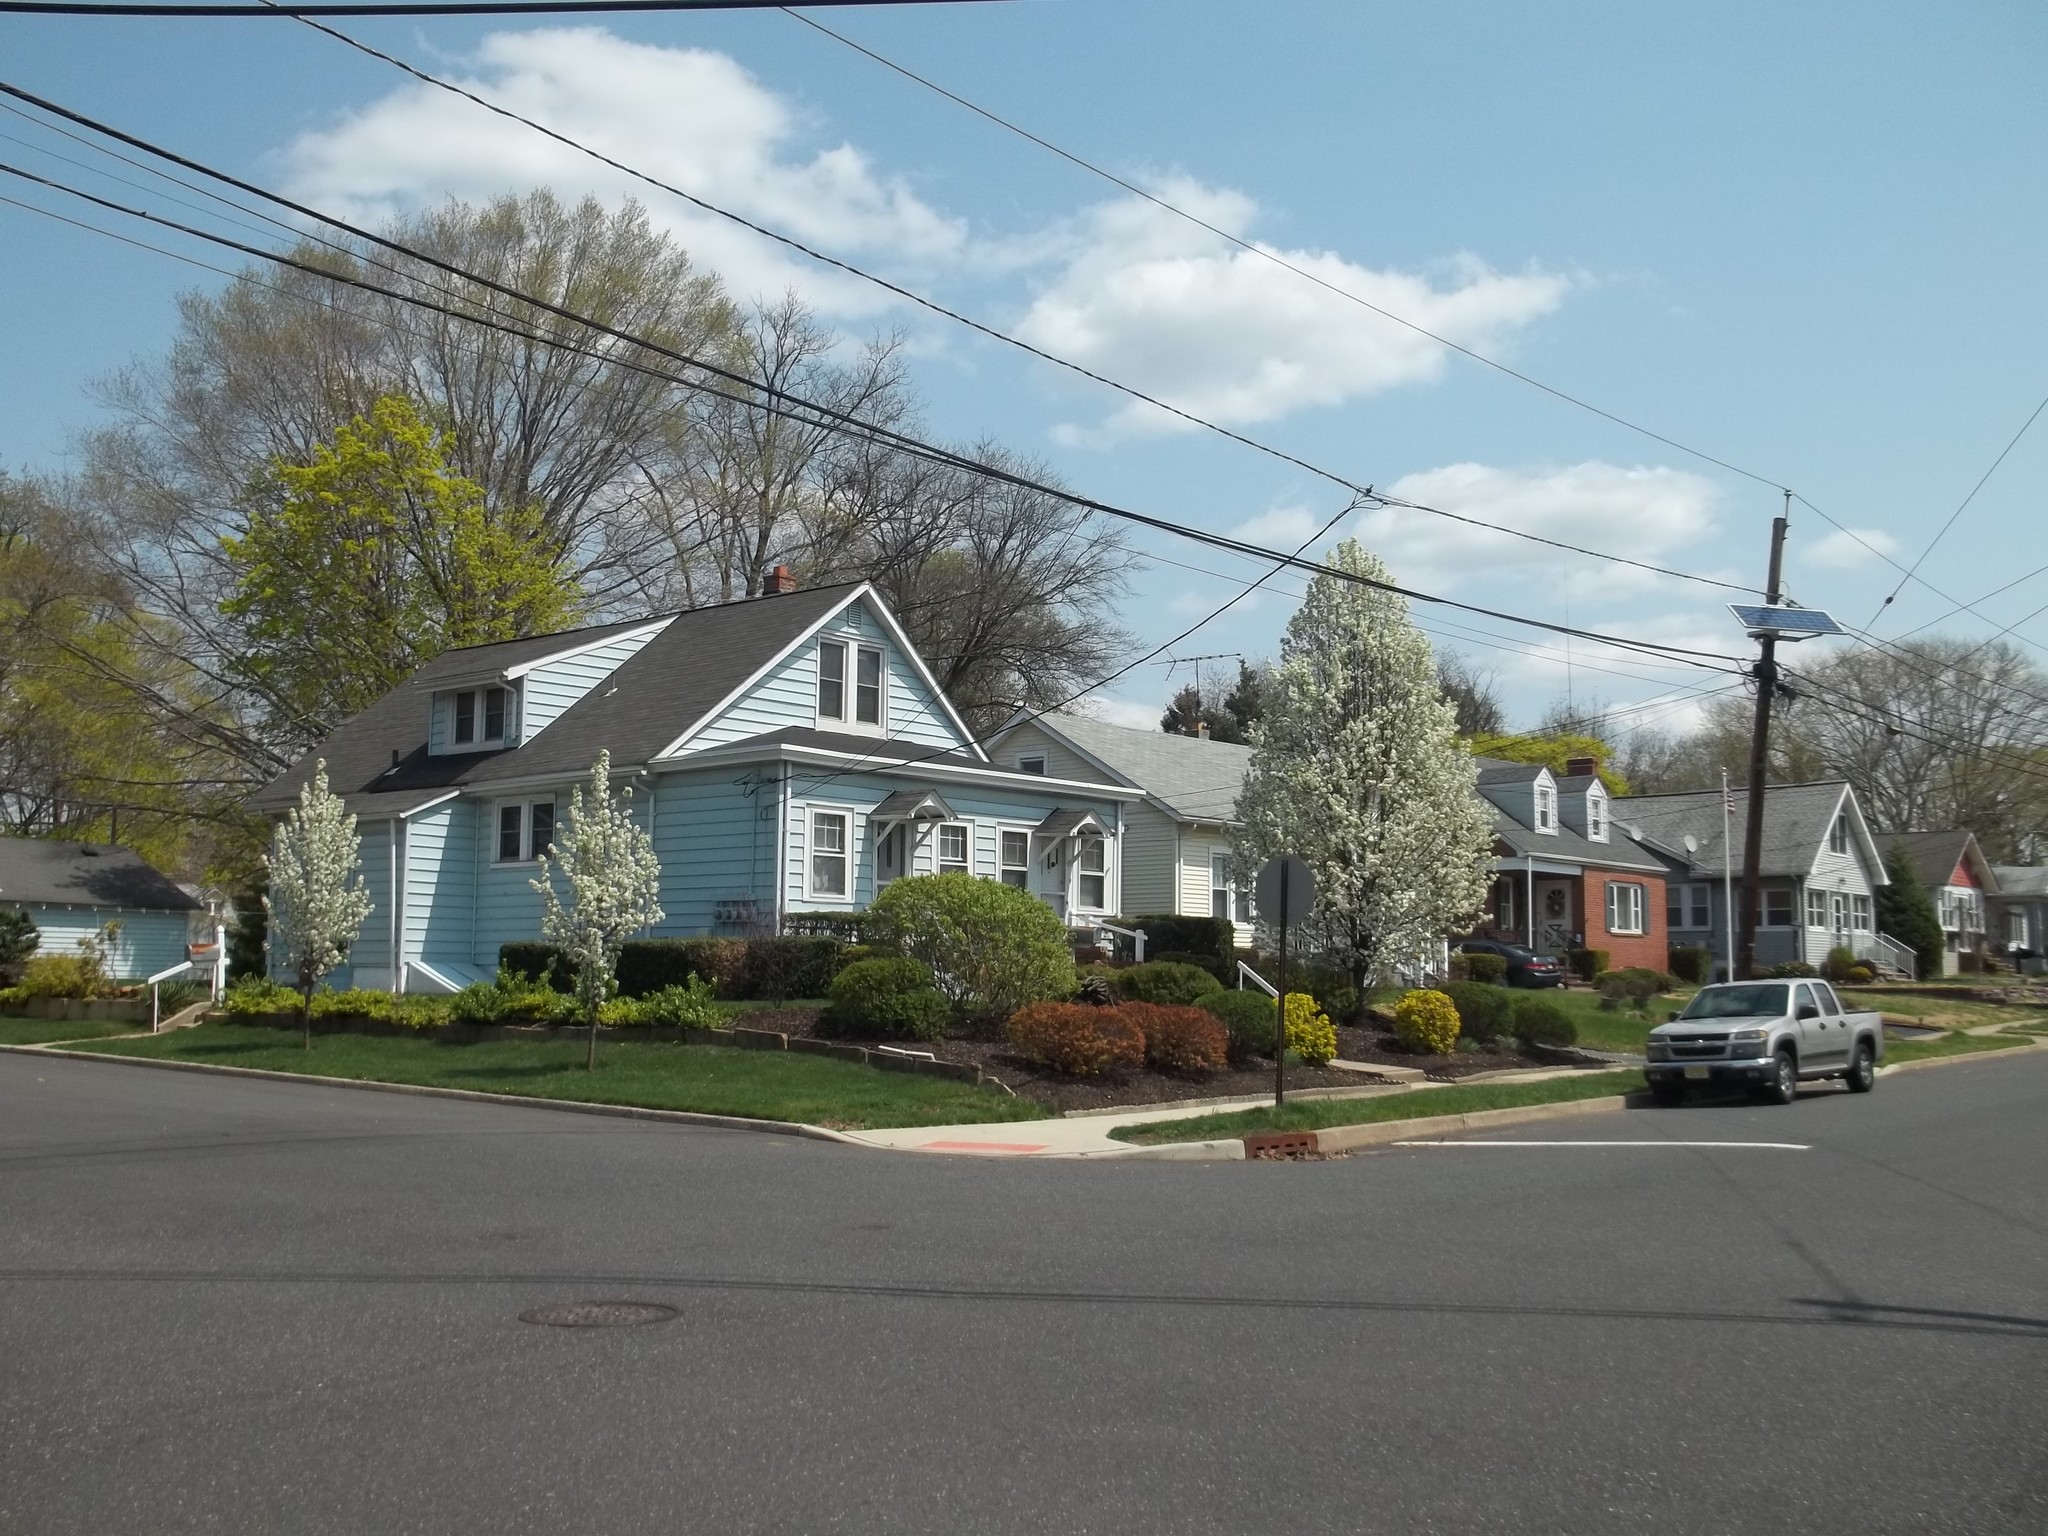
[1470,756,1669,969]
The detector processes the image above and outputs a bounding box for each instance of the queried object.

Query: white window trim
[996,822,1034,890]
[1829,814,1849,855]
[1806,889,1829,930]
[492,796,556,865]
[1586,787,1608,843]
[935,820,973,878]
[815,639,848,727]
[1605,881,1646,935]
[1073,833,1111,915]
[1017,753,1047,776]
[852,643,887,733]
[802,803,859,903]
[1764,888,1795,927]
[1534,782,1558,835]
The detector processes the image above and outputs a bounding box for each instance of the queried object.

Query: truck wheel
[1845,1040,1875,1093]
[1757,1048,1798,1106]
[1649,1080,1685,1107]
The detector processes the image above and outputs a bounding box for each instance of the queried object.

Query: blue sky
[4,0,2044,735]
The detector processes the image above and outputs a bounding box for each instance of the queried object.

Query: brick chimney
[1564,755,1598,779]
[763,563,798,595]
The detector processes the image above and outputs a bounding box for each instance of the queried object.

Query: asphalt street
[2,1049,2043,1535]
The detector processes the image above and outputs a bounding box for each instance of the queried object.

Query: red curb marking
[920,1140,1051,1153]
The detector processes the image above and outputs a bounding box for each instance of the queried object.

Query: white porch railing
[1236,960,1278,997]
[1865,932,1917,979]
[144,959,194,1034]
[1093,921,1148,963]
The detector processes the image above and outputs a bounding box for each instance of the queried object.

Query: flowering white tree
[532,749,664,1068]
[1235,539,1495,983]
[265,760,374,1048]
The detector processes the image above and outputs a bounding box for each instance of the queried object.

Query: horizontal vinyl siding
[648,770,776,935]
[519,629,663,743]
[990,721,1100,783]
[1118,805,1180,916]
[469,784,647,964]
[1176,829,1235,920]
[21,905,193,980]
[403,801,472,968]
[350,818,396,984]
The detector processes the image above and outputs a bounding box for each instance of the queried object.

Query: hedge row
[500,936,843,1002]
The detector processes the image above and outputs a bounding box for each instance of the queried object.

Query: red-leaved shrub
[1005,1002,1145,1076]
[1119,1003,1228,1073]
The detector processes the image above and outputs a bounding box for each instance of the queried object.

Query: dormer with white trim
[425,617,671,756]
[1556,757,1610,843]
[1475,759,1560,837]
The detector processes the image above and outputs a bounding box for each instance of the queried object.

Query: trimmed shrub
[1566,947,1610,983]
[1757,961,1818,978]
[1281,961,1360,1025]
[1596,966,1680,995]
[1462,950,1508,985]
[637,976,724,1028]
[499,941,571,991]
[1114,960,1225,1006]
[1005,1002,1145,1076]
[1667,944,1710,985]
[1150,950,1234,986]
[1122,1002,1229,1074]
[20,951,111,1000]
[1199,989,1280,1061]
[0,984,27,1013]
[781,911,868,942]
[1821,945,1859,983]
[1283,992,1339,1065]
[615,938,748,998]
[737,936,843,1001]
[1510,995,1576,1049]
[866,873,1076,1028]
[1128,914,1236,960]
[1439,981,1515,1042]
[223,976,300,1016]
[313,988,446,1027]
[1843,962,1876,985]
[1393,988,1461,1055]
[825,957,950,1041]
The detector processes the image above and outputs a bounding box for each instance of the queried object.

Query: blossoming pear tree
[532,749,664,1068]
[1234,539,1494,984]
[264,760,374,1048]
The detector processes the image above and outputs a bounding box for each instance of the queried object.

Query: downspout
[390,817,404,994]
[1525,854,1536,950]
[774,768,790,935]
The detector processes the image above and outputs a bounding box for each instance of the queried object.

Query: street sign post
[1255,855,1316,1107]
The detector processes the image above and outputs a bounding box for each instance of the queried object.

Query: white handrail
[146,959,195,1034]
[146,960,194,985]
[1236,960,1278,998]
[1094,921,1148,963]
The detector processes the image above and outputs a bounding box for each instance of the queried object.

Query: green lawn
[1882,1030,2037,1065]
[1110,1070,1641,1145]
[53,1023,1039,1130]
[1843,990,2047,1032]
[0,1017,148,1047]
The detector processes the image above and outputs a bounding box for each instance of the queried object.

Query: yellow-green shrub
[1283,992,1338,1065]
[1393,988,1461,1055]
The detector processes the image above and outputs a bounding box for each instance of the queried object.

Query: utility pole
[1736,499,1790,981]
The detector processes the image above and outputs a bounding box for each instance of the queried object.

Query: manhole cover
[519,1301,678,1328]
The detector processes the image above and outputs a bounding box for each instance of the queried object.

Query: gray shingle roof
[1992,865,2048,898]
[0,837,202,912]
[1475,759,1546,786]
[1615,781,1855,879]
[250,588,861,817]
[1029,713,1252,822]
[1488,810,1668,873]
[1881,830,1983,892]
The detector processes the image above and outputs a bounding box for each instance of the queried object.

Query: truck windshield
[1681,984,1788,1019]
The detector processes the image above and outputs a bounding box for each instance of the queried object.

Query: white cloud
[1015,178,1570,441]
[1071,693,1162,731]
[280,28,964,313]
[1802,527,1901,570]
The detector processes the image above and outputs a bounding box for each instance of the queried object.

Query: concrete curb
[1877,1036,2048,1076]
[2,1043,867,1145]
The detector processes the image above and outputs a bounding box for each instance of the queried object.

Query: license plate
[1683,1066,1710,1080]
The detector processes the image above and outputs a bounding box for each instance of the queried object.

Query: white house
[1885,830,1997,975]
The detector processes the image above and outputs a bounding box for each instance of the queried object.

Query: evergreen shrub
[1439,981,1515,1042]
[867,873,1076,1027]
[1114,960,1224,1006]
[1566,948,1610,983]
[1510,995,1576,1049]
[1127,914,1236,959]
[1005,1002,1144,1076]
[1199,988,1279,1061]
[1462,950,1508,985]
[1667,945,1710,984]
[825,957,950,1041]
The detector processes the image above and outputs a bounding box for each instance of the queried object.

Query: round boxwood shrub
[1510,995,1576,1049]
[1461,950,1508,985]
[1118,1002,1229,1074]
[863,873,1076,1028]
[1005,1002,1145,1076]
[1114,960,1225,1006]
[1439,981,1515,1043]
[824,957,950,1041]
[1199,989,1280,1061]
[1393,988,1461,1055]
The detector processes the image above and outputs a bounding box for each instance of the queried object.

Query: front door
[1536,880,1573,955]
[876,824,905,885]
[1035,839,1068,917]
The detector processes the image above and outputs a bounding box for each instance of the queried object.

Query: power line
[781,5,1799,497]
[0,97,1752,675]
[257,9,1771,597]
[0,0,991,15]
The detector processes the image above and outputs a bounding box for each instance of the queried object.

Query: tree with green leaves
[1235,540,1495,984]
[1876,843,1945,980]
[221,395,584,743]
[0,908,39,985]
[531,751,664,1069]
[264,761,373,1047]
[1465,731,1631,796]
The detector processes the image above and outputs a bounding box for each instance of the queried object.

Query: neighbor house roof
[250,587,861,817]
[1487,809,1667,873]
[1015,713,1253,823]
[1884,829,1996,894]
[1991,865,2048,899]
[0,837,202,912]
[1616,781,1880,881]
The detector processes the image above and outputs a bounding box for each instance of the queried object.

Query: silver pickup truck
[1644,979,1884,1106]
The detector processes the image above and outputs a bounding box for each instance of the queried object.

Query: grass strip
[0,1017,148,1047]
[1883,1030,2034,1065]
[1111,1070,1641,1145]
[52,1023,1040,1130]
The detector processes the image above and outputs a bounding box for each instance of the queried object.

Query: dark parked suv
[1454,938,1564,988]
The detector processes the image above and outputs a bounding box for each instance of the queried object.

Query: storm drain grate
[519,1301,678,1328]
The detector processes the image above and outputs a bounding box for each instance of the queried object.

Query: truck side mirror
[1797,1003,1820,1020]
[1666,1011,1682,1023]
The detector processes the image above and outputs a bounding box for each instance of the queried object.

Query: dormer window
[1587,786,1608,842]
[1829,812,1849,855]
[453,686,512,749]
[817,639,884,729]
[855,646,883,725]
[1534,780,1558,834]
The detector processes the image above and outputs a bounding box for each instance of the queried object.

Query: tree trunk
[587,1009,598,1071]
[300,980,313,1050]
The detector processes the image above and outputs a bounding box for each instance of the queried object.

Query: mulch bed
[759,1003,1571,1116]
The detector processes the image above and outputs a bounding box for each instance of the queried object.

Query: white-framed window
[2010,910,2029,947]
[807,809,852,900]
[1666,883,1712,930]
[1496,879,1518,933]
[1534,781,1558,834]
[854,646,883,727]
[817,639,847,722]
[998,828,1031,889]
[1829,813,1849,855]
[936,822,971,877]
[454,685,513,748]
[494,798,555,864]
[1018,754,1046,776]
[1605,881,1646,935]
[1076,835,1108,911]
[1211,854,1231,921]
[1586,787,1608,842]
[1852,894,1872,932]
[1764,888,1795,927]
[1832,892,1850,933]
[1806,888,1829,929]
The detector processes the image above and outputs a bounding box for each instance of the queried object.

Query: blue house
[249,578,1136,992]
[0,836,205,979]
